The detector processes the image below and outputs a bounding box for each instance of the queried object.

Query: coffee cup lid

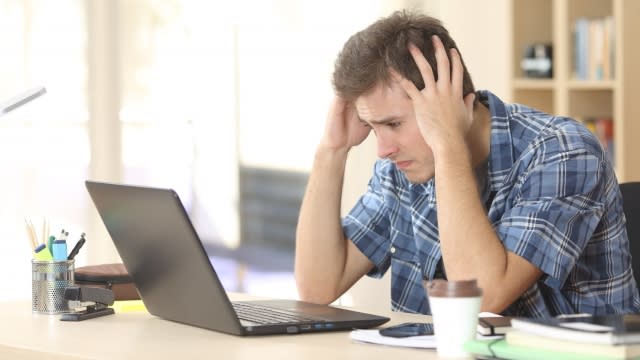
[425,279,482,298]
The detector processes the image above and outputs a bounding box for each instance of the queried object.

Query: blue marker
[52,231,69,261]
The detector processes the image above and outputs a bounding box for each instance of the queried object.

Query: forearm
[433,141,511,310]
[295,147,350,303]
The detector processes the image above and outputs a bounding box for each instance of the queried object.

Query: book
[464,338,628,360]
[574,17,589,80]
[506,329,640,359]
[477,316,514,336]
[511,314,640,345]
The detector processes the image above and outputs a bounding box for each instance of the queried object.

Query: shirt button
[390,247,396,254]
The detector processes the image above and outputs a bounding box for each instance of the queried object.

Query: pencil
[24,218,37,250]
[28,218,39,248]
[41,217,47,245]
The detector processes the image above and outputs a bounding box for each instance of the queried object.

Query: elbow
[479,290,513,315]
[480,302,508,315]
[298,292,336,306]
[295,275,340,305]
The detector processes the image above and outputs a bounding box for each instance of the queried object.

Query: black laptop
[85,180,389,335]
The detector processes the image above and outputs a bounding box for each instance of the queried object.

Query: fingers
[450,48,464,99]
[407,36,455,94]
[432,35,450,88]
[464,92,476,116]
[399,36,464,101]
[389,67,423,101]
[408,42,435,92]
[330,96,350,117]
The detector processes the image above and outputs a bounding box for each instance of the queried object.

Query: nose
[376,132,397,159]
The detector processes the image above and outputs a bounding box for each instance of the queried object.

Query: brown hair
[332,10,475,101]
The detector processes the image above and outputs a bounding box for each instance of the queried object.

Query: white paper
[350,321,504,349]
[350,329,438,348]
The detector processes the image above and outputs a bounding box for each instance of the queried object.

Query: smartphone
[378,322,434,338]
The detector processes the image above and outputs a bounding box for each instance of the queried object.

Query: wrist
[432,139,472,169]
[314,144,350,166]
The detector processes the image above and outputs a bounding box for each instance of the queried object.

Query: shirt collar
[408,179,433,195]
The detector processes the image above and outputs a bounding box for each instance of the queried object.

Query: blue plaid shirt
[342,90,640,317]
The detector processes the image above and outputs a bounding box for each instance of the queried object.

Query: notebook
[85,180,390,336]
[511,314,640,345]
[477,315,514,336]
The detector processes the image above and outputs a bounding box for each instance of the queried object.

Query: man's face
[354,81,434,184]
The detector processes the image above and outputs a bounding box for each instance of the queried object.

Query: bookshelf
[511,0,640,181]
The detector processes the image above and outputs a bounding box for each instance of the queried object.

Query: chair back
[619,182,640,289]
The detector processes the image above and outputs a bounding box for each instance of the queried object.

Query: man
[294,10,640,317]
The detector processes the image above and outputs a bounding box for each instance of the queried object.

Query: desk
[0,294,439,359]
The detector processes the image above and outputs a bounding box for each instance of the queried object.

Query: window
[1,0,400,301]
[0,0,88,300]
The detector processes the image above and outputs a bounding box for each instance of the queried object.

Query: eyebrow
[358,116,399,125]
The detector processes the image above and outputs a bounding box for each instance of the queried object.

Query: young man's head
[332,11,477,184]
[332,10,475,102]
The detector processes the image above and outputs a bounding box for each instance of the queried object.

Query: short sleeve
[342,163,393,278]
[495,149,605,289]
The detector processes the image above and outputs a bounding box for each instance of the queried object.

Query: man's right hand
[319,96,371,152]
[295,96,374,304]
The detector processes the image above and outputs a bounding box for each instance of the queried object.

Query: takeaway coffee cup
[425,279,482,358]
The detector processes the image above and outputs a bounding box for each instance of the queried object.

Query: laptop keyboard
[232,302,320,325]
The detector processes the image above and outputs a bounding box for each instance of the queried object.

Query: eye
[387,121,401,128]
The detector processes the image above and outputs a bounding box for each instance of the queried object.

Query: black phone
[378,322,434,338]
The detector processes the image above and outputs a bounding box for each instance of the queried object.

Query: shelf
[512,78,555,90]
[567,79,616,90]
[510,0,640,181]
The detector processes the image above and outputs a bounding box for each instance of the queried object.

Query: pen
[41,218,47,248]
[67,233,86,260]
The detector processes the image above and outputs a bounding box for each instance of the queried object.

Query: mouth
[395,160,412,170]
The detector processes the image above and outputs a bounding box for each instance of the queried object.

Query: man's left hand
[391,35,475,155]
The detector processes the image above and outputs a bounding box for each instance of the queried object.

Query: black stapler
[60,286,116,321]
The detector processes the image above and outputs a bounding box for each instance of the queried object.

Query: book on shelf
[583,117,615,166]
[573,16,615,81]
[510,314,640,345]
[574,17,589,80]
[506,329,640,359]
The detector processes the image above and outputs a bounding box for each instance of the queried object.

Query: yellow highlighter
[112,300,147,313]
[34,244,53,261]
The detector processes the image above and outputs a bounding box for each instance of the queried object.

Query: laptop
[85,180,389,335]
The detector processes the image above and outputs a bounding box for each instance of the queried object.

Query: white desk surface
[0,294,442,360]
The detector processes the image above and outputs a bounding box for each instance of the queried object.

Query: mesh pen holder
[32,259,75,314]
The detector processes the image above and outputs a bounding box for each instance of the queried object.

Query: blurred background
[0,0,511,310]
